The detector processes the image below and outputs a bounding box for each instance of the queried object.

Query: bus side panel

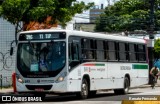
[67,66,81,92]
[68,63,110,91]
[107,63,127,89]
[130,64,149,87]
[107,63,149,89]
[67,63,148,92]
[91,78,124,90]
[88,63,108,90]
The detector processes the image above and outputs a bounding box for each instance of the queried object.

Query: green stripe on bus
[83,64,105,66]
[132,64,148,69]
[95,64,105,66]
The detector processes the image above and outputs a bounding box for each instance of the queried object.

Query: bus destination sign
[19,32,66,41]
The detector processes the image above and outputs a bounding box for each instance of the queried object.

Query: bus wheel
[76,79,89,99]
[120,77,130,94]
[114,77,130,95]
[123,77,130,94]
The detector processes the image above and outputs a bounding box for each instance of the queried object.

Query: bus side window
[118,42,127,61]
[137,44,146,62]
[129,43,137,62]
[69,43,79,61]
[104,41,109,60]
[69,42,80,69]
[72,43,79,60]
[81,38,95,61]
[108,41,116,61]
[96,40,105,61]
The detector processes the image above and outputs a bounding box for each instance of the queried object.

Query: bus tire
[114,77,130,95]
[121,77,130,94]
[76,78,89,99]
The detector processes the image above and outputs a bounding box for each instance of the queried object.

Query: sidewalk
[138,78,160,88]
[0,88,13,94]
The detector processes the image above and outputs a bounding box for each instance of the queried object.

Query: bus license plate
[35,88,44,92]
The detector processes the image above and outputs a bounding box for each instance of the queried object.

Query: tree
[95,0,160,32]
[0,0,94,41]
[154,39,160,58]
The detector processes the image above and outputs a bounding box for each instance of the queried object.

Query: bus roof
[19,29,146,44]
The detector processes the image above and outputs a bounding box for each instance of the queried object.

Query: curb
[136,84,160,88]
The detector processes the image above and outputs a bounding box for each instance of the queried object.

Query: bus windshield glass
[17,41,66,77]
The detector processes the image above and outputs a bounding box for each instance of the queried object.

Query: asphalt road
[1,87,160,104]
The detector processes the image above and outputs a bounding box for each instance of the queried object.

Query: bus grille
[26,85,52,90]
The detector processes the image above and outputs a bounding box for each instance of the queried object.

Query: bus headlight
[16,74,23,83]
[56,72,67,82]
[18,78,23,83]
[57,77,64,82]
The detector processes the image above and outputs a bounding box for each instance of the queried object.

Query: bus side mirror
[10,47,13,56]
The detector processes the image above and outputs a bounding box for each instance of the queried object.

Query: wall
[0,18,16,87]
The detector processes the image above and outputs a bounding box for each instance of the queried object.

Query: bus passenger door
[69,42,80,70]
[68,41,81,91]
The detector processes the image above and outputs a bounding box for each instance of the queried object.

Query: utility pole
[149,0,155,39]
[148,0,155,84]
[107,0,110,6]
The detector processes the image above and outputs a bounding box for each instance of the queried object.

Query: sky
[65,0,109,29]
[79,0,109,7]
[65,0,117,30]
[75,0,110,22]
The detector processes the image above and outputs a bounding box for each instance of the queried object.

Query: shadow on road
[44,92,140,102]
[0,91,141,102]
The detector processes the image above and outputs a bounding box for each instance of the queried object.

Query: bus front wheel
[76,78,89,99]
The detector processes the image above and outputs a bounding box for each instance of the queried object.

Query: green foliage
[0,6,2,16]
[0,0,94,28]
[51,0,94,27]
[95,0,159,32]
[0,0,94,40]
[154,39,160,54]
[1,0,30,24]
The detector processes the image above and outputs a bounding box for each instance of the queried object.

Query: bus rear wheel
[114,77,130,95]
[122,77,130,94]
[76,78,89,99]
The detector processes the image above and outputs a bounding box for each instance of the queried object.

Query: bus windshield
[17,41,66,77]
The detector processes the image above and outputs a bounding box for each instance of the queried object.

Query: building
[89,4,105,23]
[74,23,95,32]
[74,4,105,32]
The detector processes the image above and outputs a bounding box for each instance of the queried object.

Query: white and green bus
[12,29,149,99]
